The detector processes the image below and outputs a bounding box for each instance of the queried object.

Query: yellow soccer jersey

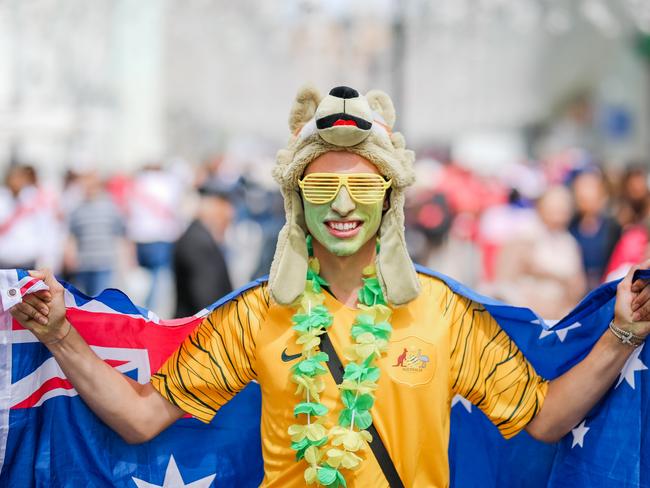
[151,273,548,488]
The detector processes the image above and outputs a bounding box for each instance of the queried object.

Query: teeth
[328,221,359,231]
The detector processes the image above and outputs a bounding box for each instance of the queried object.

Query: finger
[23,295,50,316]
[632,259,650,288]
[632,298,650,321]
[632,281,650,307]
[10,307,34,327]
[620,265,640,292]
[10,304,40,326]
[632,279,647,293]
[9,308,48,337]
[12,302,48,325]
[41,268,63,293]
[28,269,45,279]
[34,289,52,302]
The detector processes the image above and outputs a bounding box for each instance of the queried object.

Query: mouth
[316,113,373,131]
[325,220,363,238]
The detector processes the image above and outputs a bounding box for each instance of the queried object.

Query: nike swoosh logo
[281,348,302,362]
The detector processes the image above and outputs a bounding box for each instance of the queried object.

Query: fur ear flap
[289,85,322,134]
[390,132,406,150]
[366,89,396,129]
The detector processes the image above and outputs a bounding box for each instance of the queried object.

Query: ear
[289,85,322,134]
[365,89,396,129]
[382,192,390,211]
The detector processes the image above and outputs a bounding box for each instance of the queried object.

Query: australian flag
[0,269,263,487]
[0,267,649,487]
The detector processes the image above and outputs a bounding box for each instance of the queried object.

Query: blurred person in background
[615,164,649,229]
[248,184,285,281]
[417,158,507,287]
[126,163,185,311]
[491,186,586,319]
[0,165,59,270]
[173,179,234,318]
[569,170,621,290]
[65,170,126,296]
[604,164,650,281]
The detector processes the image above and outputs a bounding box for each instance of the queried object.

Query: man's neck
[312,238,376,307]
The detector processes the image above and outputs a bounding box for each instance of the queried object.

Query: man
[11,86,650,487]
[173,179,234,318]
[66,170,126,297]
[126,163,185,310]
[0,165,58,270]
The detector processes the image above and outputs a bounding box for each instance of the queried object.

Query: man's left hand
[615,260,650,339]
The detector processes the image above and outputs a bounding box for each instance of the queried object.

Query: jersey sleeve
[447,291,548,439]
[150,284,270,423]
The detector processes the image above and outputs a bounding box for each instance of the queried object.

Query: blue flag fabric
[1,266,648,487]
[433,265,650,488]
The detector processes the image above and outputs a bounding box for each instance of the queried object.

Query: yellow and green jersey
[151,272,548,488]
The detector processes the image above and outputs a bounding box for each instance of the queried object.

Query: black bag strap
[319,332,405,488]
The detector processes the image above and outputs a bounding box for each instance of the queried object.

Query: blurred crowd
[406,149,649,319]
[1,147,648,321]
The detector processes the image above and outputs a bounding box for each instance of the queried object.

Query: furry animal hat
[269,85,420,306]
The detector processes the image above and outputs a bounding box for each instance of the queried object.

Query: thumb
[621,264,640,289]
[39,268,63,293]
[28,269,45,279]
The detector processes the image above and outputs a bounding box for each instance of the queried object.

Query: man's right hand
[10,269,70,344]
[8,268,185,443]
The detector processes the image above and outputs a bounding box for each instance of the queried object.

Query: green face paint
[303,185,384,257]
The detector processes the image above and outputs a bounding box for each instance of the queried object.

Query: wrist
[608,319,645,347]
[44,320,72,347]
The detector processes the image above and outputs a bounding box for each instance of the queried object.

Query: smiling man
[11,86,650,488]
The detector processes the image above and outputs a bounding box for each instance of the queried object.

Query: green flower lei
[288,237,393,487]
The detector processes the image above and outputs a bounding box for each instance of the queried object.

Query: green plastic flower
[358,277,386,306]
[339,408,372,430]
[350,319,392,341]
[294,401,329,417]
[307,266,329,293]
[317,465,347,488]
[341,391,374,410]
[293,353,330,377]
[292,306,333,333]
[341,360,380,383]
[292,435,328,461]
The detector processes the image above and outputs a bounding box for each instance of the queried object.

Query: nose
[330,185,356,216]
[329,86,359,99]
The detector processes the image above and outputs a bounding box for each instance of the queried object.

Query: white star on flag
[132,455,216,488]
[571,420,590,448]
[536,319,581,342]
[616,343,647,389]
[451,394,472,413]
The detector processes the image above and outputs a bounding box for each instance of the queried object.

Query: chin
[329,245,361,257]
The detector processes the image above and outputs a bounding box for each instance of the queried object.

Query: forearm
[46,320,177,443]
[526,328,633,442]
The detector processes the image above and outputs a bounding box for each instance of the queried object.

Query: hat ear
[365,89,396,129]
[289,85,322,134]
